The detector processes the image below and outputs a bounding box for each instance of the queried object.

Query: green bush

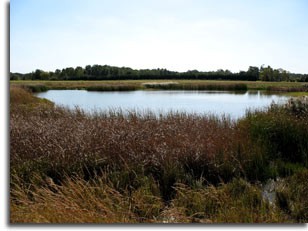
[241,101,308,166]
[26,84,49,92]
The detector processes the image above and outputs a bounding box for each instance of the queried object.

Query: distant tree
[31,69,50,80]
[280,69,290,81]
[10,64,304,82]
[273,69,280,81]
[33,69,43,80]
[10,73,20,80]
[61,67,75,79]
[74,66,84,79]
[85,65,92,77]
[260,65,274,81]
[55,69,61,75]
[247,66,259,81]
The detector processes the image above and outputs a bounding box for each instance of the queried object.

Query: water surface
[36,90,289,119]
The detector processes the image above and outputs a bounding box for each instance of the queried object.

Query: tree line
[10,64,308,82]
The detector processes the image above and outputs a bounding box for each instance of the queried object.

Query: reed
[10,174,290,223]
[170,179,288,223]
[86,85,138,91]
[143,82,248,91]
[10,87,308,223]
[266,85,308,92]
[239,97,308,180]
[275,169,308,222]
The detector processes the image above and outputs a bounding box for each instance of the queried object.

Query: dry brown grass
[11,79,307,91]
[9,86,308,223]
[10,174,290,223]
[10,86,39,105]
[10,102,242,189]
[10,175,136,223]
[170,180,290,223]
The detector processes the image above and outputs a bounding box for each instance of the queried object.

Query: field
[10,86,308,223]
[10,80,308,94]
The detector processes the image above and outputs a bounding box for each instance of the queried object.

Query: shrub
[26,84,49,92]
[275,170,308,222]
[171,179,286,223]
[240,100,308,168]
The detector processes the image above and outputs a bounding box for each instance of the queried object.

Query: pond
[36,90,289,119]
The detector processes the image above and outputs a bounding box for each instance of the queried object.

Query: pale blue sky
[10,0,308,73]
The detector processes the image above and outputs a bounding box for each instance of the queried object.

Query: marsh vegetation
[10,79,308,93]
[10,86,308,223]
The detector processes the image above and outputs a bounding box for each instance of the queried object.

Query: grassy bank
[10,80,308,93]
[10,87,308,223]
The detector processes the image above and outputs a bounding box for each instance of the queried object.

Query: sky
[10,0,308,74]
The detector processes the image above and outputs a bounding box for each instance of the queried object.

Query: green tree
[247,66,259,81]
[260,65,273,81]
[74,66,84,79]
[280,69,290,81]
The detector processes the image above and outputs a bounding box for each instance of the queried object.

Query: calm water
[36,90,289,119]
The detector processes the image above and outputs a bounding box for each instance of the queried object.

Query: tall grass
[13,79,307,92]
[10,86,37,104]
[267,85,308,92]
[11,174,290,223]
[14,81,248,92]
[10,174,137,223]
[10,87,308,223]
[10,103,241,192]
[10,86,53,109]
[25,84,50,93]
[86,85,138,91]
[170,179,289,223]
[275,170,308,222]
[143,82,248,91]
[238,97,308,180]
